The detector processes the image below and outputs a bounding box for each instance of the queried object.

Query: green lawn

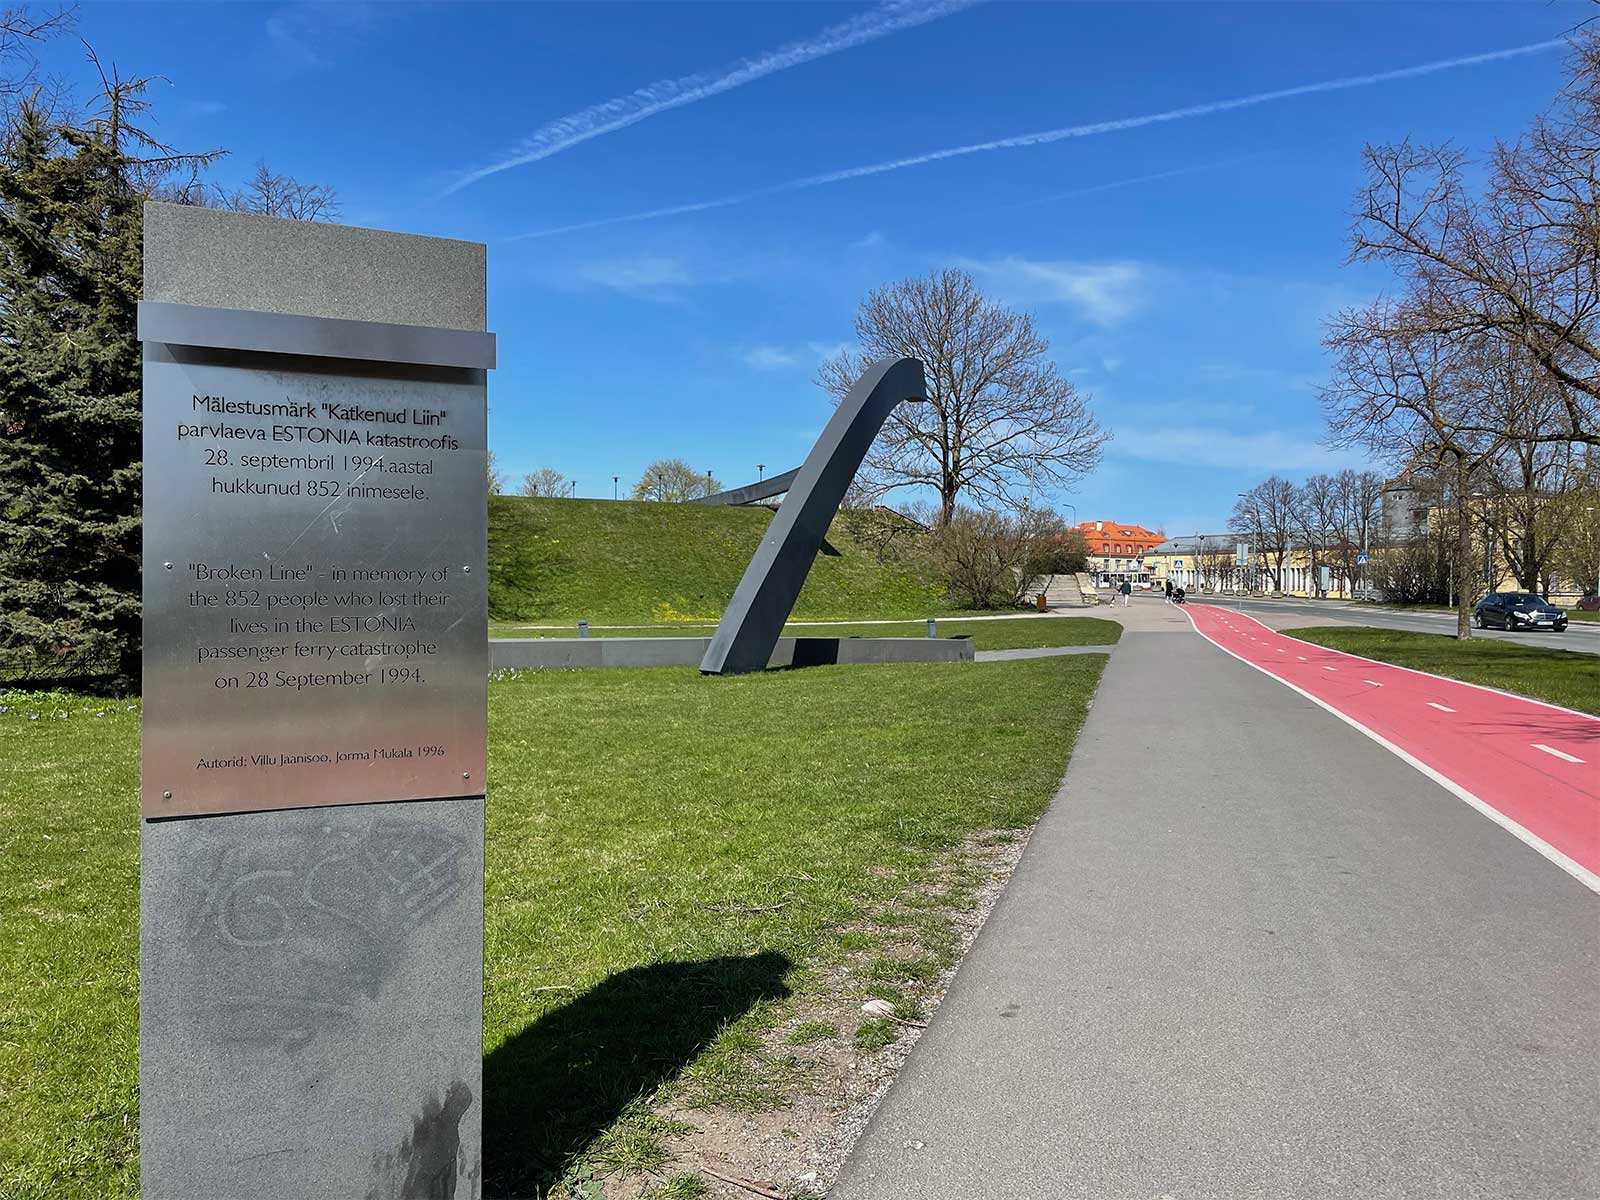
[492,614,1123,651]
[489,496,950,623]
[1,654,1105,1199]
[1284,627,1600,716]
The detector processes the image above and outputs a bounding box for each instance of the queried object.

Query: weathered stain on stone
[368,1082,474,1200]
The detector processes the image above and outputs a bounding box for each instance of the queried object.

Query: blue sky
[49,0,1589,533]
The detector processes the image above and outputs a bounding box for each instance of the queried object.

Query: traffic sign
[1356,552,1369,565]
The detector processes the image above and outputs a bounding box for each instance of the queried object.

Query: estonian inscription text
[143,359,486,814]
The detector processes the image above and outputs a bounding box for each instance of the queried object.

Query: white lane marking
[1210,607,1600,724]
[1427,702,1455,713]
[1364,680,1382,687]
[1533,743,1585,764]
[1276,648,1285,653]
[1297,656,1307,661]
[1179,606,1600,895]
[1322,665,1337,672]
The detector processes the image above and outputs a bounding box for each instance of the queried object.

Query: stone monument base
[491,636,975,672]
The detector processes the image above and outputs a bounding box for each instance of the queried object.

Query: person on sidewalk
[1119,580,1132,607]
[1164,579,1173,603]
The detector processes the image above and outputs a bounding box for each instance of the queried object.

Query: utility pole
[1587,506,1597,600]
[612,475,618,500]
[1359,523,1367,602]
[758,463,764,481]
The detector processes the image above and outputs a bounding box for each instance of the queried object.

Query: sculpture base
[490,636,975,672]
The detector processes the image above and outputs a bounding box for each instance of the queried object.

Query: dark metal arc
[700,356,926,675]
[689,467,801,507]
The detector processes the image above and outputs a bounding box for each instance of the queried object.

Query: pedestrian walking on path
[1119,580,1132,607]
[1164,580,1173,603]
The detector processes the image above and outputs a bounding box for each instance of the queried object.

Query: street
[1199,594,1600,656]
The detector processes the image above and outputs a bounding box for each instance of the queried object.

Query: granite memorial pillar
[138,202,491,1200]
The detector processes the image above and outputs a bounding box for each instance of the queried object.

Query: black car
[1473,592,1569,632]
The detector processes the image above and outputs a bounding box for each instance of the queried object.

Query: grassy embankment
[489,496,953,625]
[1,652,1106,1199]
[1285,627,1600,717]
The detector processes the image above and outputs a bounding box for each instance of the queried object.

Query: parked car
[1577,592,1600,612]
[1473,592,1569,632]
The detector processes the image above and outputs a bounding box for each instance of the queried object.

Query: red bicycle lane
[1181,602,1600,889]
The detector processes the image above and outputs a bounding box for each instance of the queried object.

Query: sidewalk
[833,599,1597,1198]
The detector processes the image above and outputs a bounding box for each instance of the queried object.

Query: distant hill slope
[488,496,948,623]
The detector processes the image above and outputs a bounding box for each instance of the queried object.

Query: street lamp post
[612,475,619,500]
[1234,493,1251,607]
[1587,506,1598,600]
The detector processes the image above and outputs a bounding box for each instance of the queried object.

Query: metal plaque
[141,344,487,818]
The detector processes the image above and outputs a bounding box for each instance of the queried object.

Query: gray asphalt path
[834,607,1598,1199]
[1213,595,1599,655]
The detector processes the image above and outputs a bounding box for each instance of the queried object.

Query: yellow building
[1143,535,1360,597]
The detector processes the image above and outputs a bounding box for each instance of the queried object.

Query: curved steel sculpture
[700,356,927,675]
[690,467,800,507]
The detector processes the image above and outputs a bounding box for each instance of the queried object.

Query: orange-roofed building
[1075,520,1165,587]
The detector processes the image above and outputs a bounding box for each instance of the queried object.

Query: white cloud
[959,256,1152,325]
[1111,427,1357,472]
[1192,362,1320,391]
[448,0,978,193]
[740,340,849,370]
[807,340,851,361]
[513,36,1563,238]
[569,255,696,299]
[743,345,800,370]
[264,2,376,70]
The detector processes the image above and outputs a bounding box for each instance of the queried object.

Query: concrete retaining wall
[492,636,974,671]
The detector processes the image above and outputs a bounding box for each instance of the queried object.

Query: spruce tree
[0,102,143,688]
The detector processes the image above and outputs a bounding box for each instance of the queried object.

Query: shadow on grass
[483,951,792,1198]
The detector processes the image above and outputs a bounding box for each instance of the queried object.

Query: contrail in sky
[510,36,1566,240]
[445,0,979,195]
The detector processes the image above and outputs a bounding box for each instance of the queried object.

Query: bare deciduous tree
[1291,473,1343,596]
[926,504,1078,609]
[1551,452,1600,597]
[1330,468,1384,597]
[1345,33,1600,444]
[0,4,71,110]
[632,458,721,502]
[1323,309,1509,636]
[520,467,569,498]
[1194,534,1236,593]
[1480,353,1580,592]
[1232,477,1297,592]
[817,269,1109,525]
[221,160,339,221]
